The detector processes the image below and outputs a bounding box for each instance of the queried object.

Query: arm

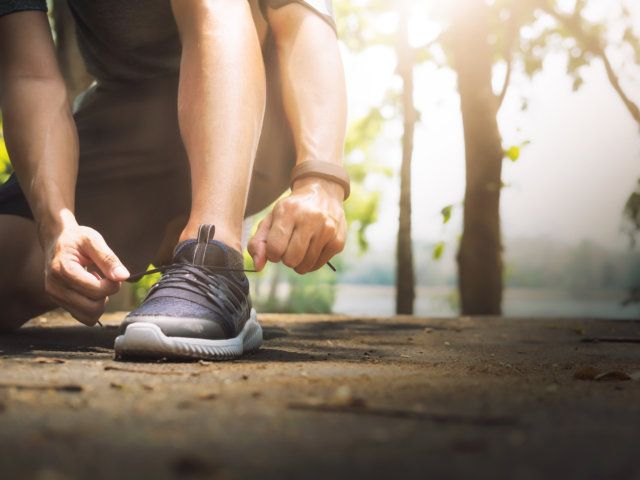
[0,11,127,325]
[249,3,348,274]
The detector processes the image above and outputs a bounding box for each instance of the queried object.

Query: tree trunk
[450,0,504,315]
[395,0,416,315]
[53,0,92,100]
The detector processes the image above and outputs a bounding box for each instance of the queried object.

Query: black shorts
[0,42,295,272]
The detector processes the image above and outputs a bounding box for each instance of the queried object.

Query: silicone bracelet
[290,161,350,200]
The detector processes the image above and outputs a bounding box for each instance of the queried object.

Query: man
[0,0,349,360]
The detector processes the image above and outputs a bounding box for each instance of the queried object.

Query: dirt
[0,312,639,480]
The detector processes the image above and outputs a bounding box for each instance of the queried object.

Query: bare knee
[0,215,53,330]
[171,0,251,35]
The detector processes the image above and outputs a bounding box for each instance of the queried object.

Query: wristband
[290,161,350,200]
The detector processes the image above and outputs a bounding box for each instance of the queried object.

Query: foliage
[132,266,162,305]
[0,117,12,185]
[623,180,640,247]
[432,241,445,260]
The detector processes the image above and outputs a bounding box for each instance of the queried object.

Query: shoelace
[148,263,252,321]
[95,261,335,328]
[127,261,335,323]
[128,260,335,283]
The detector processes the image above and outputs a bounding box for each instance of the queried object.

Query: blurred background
[1,0,639,319]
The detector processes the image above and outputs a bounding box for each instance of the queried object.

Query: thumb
[82,231,130,281]
[248,213,272,272]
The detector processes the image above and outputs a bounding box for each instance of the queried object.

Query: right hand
[43,223,130,326]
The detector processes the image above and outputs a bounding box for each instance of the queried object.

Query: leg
[0,215,55,331]
[153,34,297,262]
[171,0,266,252]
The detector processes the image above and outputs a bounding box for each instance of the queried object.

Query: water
[333,284,640,319]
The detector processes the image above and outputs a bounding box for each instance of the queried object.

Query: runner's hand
[248,177,346,274]
[43,222,129,326]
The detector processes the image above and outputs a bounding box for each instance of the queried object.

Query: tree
[335,0,430,314]
[395,0,416,314]
[447,0,505,314]
[435,0,640,314]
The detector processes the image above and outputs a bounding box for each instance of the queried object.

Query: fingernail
[113,265,130,278]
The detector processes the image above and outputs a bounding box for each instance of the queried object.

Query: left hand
[248,177,347,274]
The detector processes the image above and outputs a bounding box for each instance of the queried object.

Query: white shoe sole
[113,309,262,360]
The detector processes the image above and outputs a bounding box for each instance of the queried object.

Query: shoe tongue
[172,224,244,271]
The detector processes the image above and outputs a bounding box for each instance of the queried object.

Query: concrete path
[0,312,639,480]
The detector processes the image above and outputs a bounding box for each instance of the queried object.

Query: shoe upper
[120,225,252,340]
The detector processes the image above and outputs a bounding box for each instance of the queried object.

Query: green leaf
[572,75,584,92]
[433,241,446,260]
[440,205,454,224]
[505,145,520,162]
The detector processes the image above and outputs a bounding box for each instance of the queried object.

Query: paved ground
[0,312,639,480]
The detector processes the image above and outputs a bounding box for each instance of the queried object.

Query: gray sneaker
[114,224,262,360]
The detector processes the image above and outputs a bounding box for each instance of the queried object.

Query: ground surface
[0,313,639,480]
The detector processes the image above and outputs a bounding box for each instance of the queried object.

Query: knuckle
[102,252,118,266]
[308,209,324,222]
[328,237,343,252]
[266,241,286,260]
[58,261,73,279]
[282,253,300,269]
[274,201,288,217]
[79,229,93,243]
[284,198,302,214]
[81,228,103,246]
[324,220,338,237]
[49,261,64,279]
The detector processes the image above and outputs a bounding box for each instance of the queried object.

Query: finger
[66,305,99,327]
[81,232,130,281]
[73,269,120,300]
[310,225,345,272]
[297,233,329,274]
[248,213,273,272]
[282,228,313,270]
[265,209,295,264]
[47,283,106,326]
[311,242,339,272]
[54,260,120,300]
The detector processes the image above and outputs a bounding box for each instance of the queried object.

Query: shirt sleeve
[0,0,47,17]
[260,0,336,33]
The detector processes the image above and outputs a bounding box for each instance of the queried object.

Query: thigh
[73,78,192,273]
[0,215,55,330]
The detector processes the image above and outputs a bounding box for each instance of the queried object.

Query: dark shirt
[0,0,335,83]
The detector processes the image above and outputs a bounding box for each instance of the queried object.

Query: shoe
[114,224,262,360]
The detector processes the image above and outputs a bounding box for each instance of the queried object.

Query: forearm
[2,75,78,242]
[248,4,348,273]
[0,11,79,245]
[268,5,347,168]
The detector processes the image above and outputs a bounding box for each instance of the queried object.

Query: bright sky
[342,0,640,252]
